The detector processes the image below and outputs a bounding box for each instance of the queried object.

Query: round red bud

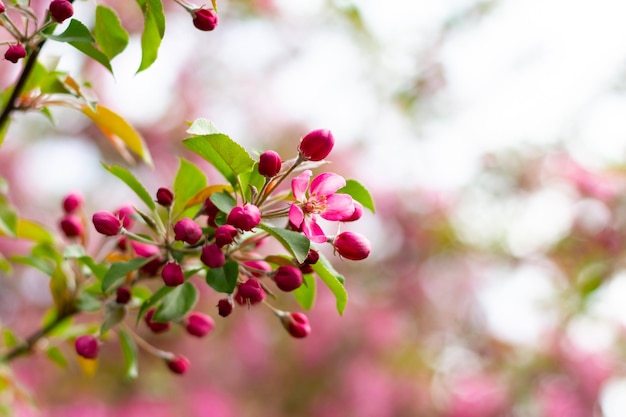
[144,308,171,334]
[4,44,26,63]
[235,278,265,305]
[298,129,334,161]
[217,298,233,317]
[192,8,218,31]
[304,249,319,265]
[75,335,99,359]
[49,0,73,23]
[280,312,311,338]
[334,231,371,261]
[214,224,238,247]
[59,214,83,238]
[242,260,272,277]
[273,265,303,292]
[258,150,282,177]
[185,312,215,337]
[343,201,363,222]
[201,198,220,227]
[62,192,83,213]
[200,244,225,268]
[174,218,203,245]
[0,2,5,13]
[166,355,190,374]
[92,211,121,236]
[156,187,174,207]
[116,286,132,304]
[226,205,261,231]
[162,262,185,287]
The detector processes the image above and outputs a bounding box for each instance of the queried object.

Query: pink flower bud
[161,262,185,287]
[235,278,265,305]
[62,192,83,213]
[200,244,225,268]
[334,231,370,261]
[185,312,215,337]
[4,44,26,63]
[217,298,233,317]
[166,355,190,374]
[258,150,282,177]
[242,260,272,277]
[273,265,303,292]
[116,286,132,304]
[192,8,218,31]
[144,308,171,333]
[156,187,174,207]
[298,129,334,161]
[115,205,135,229]
[174,218,203,245]
[343,201,363,222]
[75,335,99,359]
[280,312,311,338]
[59,214,83,238]
[0,2,5,13]
[130,241,164,276]
[49,0,73,23]
[92,211,121,236]
[214,224,238,247]
[304,249,319,265]
[201,198,220,227]
[226,205,261,231]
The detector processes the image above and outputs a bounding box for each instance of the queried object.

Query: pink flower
[289,170,354,243]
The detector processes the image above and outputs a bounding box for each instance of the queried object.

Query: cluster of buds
[2,0,74,64]
[61,127,371,375]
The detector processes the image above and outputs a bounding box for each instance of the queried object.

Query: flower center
[303,195,327,214]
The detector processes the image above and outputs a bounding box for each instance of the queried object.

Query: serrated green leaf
[257,224,310,264]
[312,252,347,314]
[205,261,239,293]
[118,329,139,380]
[136,0,165,73]
[153,282,198,322]
[46,346,67,369]
[102,257,152,293]
[293,272,316,310]
[338,179,375,213]
[46,19,95,43]
[102,164,156,211]
[173,158,207,218]
[94,5,129,60]
[70,41,113,73]
[183,134,255,190]
[186,118,220,135]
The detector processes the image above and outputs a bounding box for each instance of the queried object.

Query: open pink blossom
[289,170,354,243]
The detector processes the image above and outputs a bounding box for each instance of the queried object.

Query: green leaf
[312,252,347,314]
[101,303,126,334]
[136,0,165,73]
[64,246,108,280]
[0,253,11,274]
[118,329,139,380]
[339,179,375,213]
[210,191,236,214]
[0,198,17,237]
[173,158,207,218]
[153,282,198,322]
[9,255,54,276]
[257,224,310,264]
[293,272,316,310]
[76,291,102,312]
[186,118,220,135]
[3,329,19,348]
[240,166,266,202]
[16,219,54,245]
[94,5,129,60]
[70,43,113,73]
[205,261,239,293]
[46,19,95,43]
[102,257,153,293]
[137,285,175,324]
[183,134,255,190]
[103,164,156,211]
[46,346,68,369]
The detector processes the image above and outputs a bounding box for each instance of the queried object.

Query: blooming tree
[0,0,374,409]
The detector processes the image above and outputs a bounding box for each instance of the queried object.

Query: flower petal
[321,194,355,221]
[291,170,312,201]
[289,204,304,228]
[310,172,346,197]
[302,217,327,243]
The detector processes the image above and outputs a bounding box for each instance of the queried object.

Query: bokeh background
[3,0,626,415]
